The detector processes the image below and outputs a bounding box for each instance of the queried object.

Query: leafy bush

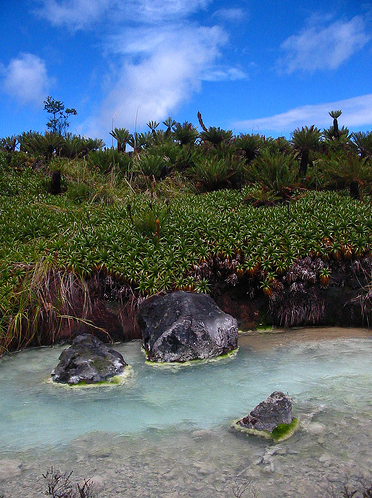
[191,156,236,191]
[234,133,263,162]
[133,152,167,179]
[247,150,299,198]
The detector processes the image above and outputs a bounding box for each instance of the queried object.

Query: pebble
[307,422,326,435]
[319,453,333,465]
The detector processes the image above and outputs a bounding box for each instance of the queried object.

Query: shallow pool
[1,328,372,497]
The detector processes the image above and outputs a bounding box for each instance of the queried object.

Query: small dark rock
[138,291,238,362]
[51,334,127,384]
[238,391,293,432]
[50,170,61,195]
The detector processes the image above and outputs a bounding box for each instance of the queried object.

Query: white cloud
[35,0,211,29]
[233,94,372,135]
[34,0,111,29]
[122,0,211,23]
[212,8,246,23]
[201,66,247,82]
[35,0,242,139]
[278,16,370,73]
[85,25,227,137]
[2,53,53,105]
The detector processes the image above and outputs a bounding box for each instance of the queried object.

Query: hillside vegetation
[1,112,372,354]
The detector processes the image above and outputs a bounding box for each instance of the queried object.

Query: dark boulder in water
[234,391,299,442]
[137,290,238,363]
[51,334,127,385]
[238,391,293,432]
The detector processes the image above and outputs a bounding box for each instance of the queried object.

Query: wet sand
[238,326,372,351]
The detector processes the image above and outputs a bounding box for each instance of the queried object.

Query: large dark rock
[51,334,127,385]
[238,391,293,432]
[138,291,239,362]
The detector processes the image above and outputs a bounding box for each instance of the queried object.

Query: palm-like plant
[162,117,177,138]
[200,127,233,148]
[191,157,235,191]
[147,121,160,135]
[128,132,155,151]
[234,134,263,163]
[60,134,103,158]
[322,125,352,156]
[134,152,166,180]
[329,110,342,139]
[247,150,299,201]
[0,136,17,152]
[325,153,372,199]
[291,125,321,177]
[352,131,372,158]
[20,132,65,160]
[109,127,132,153]
[173,122,199,146]
[263,136,291,155]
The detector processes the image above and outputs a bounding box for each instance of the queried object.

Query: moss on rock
[232,417,300,442]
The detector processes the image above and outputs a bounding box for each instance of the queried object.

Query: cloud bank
[234,94,372,135]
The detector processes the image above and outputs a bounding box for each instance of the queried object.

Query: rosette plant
[352,131,372,158]
[109,127,132,153]
[291,125,321,177]
[173,122,199,146]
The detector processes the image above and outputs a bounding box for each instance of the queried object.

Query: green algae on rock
[51,334,128,385]
[233,391,299,442]
[143,346,239,367]
[48,366,133,388]
[232,417,300,442]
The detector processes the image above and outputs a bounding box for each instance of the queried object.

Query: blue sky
[1,0,372,146]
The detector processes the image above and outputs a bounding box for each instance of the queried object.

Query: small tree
[173,122,198,146]
[162,117,176,138]
[291,125,321,177]
[146,121,160,135]
[329,110,342,139]
[44,96,77,136]
[352,131,372,158]
[109,127,132,152]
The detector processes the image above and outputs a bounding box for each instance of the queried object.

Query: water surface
[1,328,371,497]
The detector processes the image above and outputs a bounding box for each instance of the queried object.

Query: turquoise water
[1,329,372,497]
[1,330,371,451]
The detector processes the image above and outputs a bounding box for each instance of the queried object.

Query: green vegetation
[44,96,77,136]
[1,110,372,354]
[271,417,300,442]
[50,371,131,388]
